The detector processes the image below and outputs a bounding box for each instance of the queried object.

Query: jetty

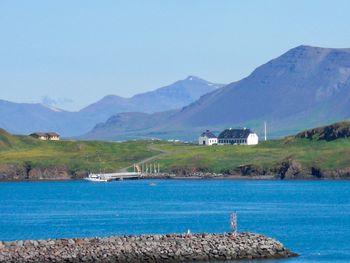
[85,172,141,182]
[0,232,297,262]
[85,163,164,182]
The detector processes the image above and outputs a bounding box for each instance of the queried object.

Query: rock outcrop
[321,167,350,179]
[0,232,297,263]
[296,121,350,141]
[0,164,87,181]
[276,159,305,179]
[0,164,28,181]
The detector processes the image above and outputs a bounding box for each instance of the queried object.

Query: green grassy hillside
[151,122,350,175]
[0,129,159,173]
[1,122,350,178]
[153,137,350,174]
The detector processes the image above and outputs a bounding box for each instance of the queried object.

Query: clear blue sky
[1,0,350,110]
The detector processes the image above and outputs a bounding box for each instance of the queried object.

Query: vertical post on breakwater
[230,212,237,236]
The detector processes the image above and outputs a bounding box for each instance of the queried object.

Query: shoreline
[1,162,350,182]
[0,232,298,262]
[1,174,350,182]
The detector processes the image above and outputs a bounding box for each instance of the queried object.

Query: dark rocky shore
[0,164,86,181]
[3,146,350,182]
[1,162,350,182]
[0,232,297,263]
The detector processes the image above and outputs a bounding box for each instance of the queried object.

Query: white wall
[247,133,259,145]
[198,136,217,146]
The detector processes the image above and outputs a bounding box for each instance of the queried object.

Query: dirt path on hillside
[119,144,171,172]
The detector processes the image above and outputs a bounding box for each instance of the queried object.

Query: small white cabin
[198,130,217,146]
[47,132,60,140]
[30,132,60,141]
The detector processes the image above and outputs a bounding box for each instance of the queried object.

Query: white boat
[84,168,142,182]
[84,174,109,182]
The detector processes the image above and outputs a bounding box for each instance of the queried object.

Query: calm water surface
[0,180,349,262]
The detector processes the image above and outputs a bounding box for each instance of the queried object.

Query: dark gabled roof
[29,132,60,137]
[30,132,48,137]
[47,132,60,137]
[201,130,217,138]
[218,128,252,139]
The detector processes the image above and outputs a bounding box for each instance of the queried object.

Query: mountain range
[85,45,350,141]
[79,76,223,122]
[0,76,222,136]
[2,45,350,141]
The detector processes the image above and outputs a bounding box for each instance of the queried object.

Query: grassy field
[152,137,350,173]
[0,129,160,173]
[1,127,350,175]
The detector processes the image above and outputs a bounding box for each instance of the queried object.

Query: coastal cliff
[0,233,297,262]
[0,164,86,181]
[163,159,350,180]
[1,161,350,181]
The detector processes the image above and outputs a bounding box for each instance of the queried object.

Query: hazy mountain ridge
[0,100,97,136]
[0,76,221,136]
[79,76,223,121]
[86,45,350,141]
[85,110,178,140]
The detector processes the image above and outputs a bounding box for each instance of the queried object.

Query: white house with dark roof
[217,128,258,145]
[29,132,60,141]
[198,130,217,145]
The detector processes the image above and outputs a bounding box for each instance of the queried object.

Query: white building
[47,132,60,140]
[217,128,258,145]
[30,132,60,141]
[198,130,218,145]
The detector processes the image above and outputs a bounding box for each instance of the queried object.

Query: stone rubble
[0,232,297,262]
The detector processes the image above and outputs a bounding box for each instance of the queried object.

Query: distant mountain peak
[184,75,213,83]
[181,76,224,89]
[76,76,223,129]
[294,44,321,50]
[185,75,202,81]
[293,44,350,51]
[286,45,350,58]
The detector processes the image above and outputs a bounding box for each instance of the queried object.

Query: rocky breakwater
[0,232,297,263]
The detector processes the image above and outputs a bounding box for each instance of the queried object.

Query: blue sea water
[0,180,349,262]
